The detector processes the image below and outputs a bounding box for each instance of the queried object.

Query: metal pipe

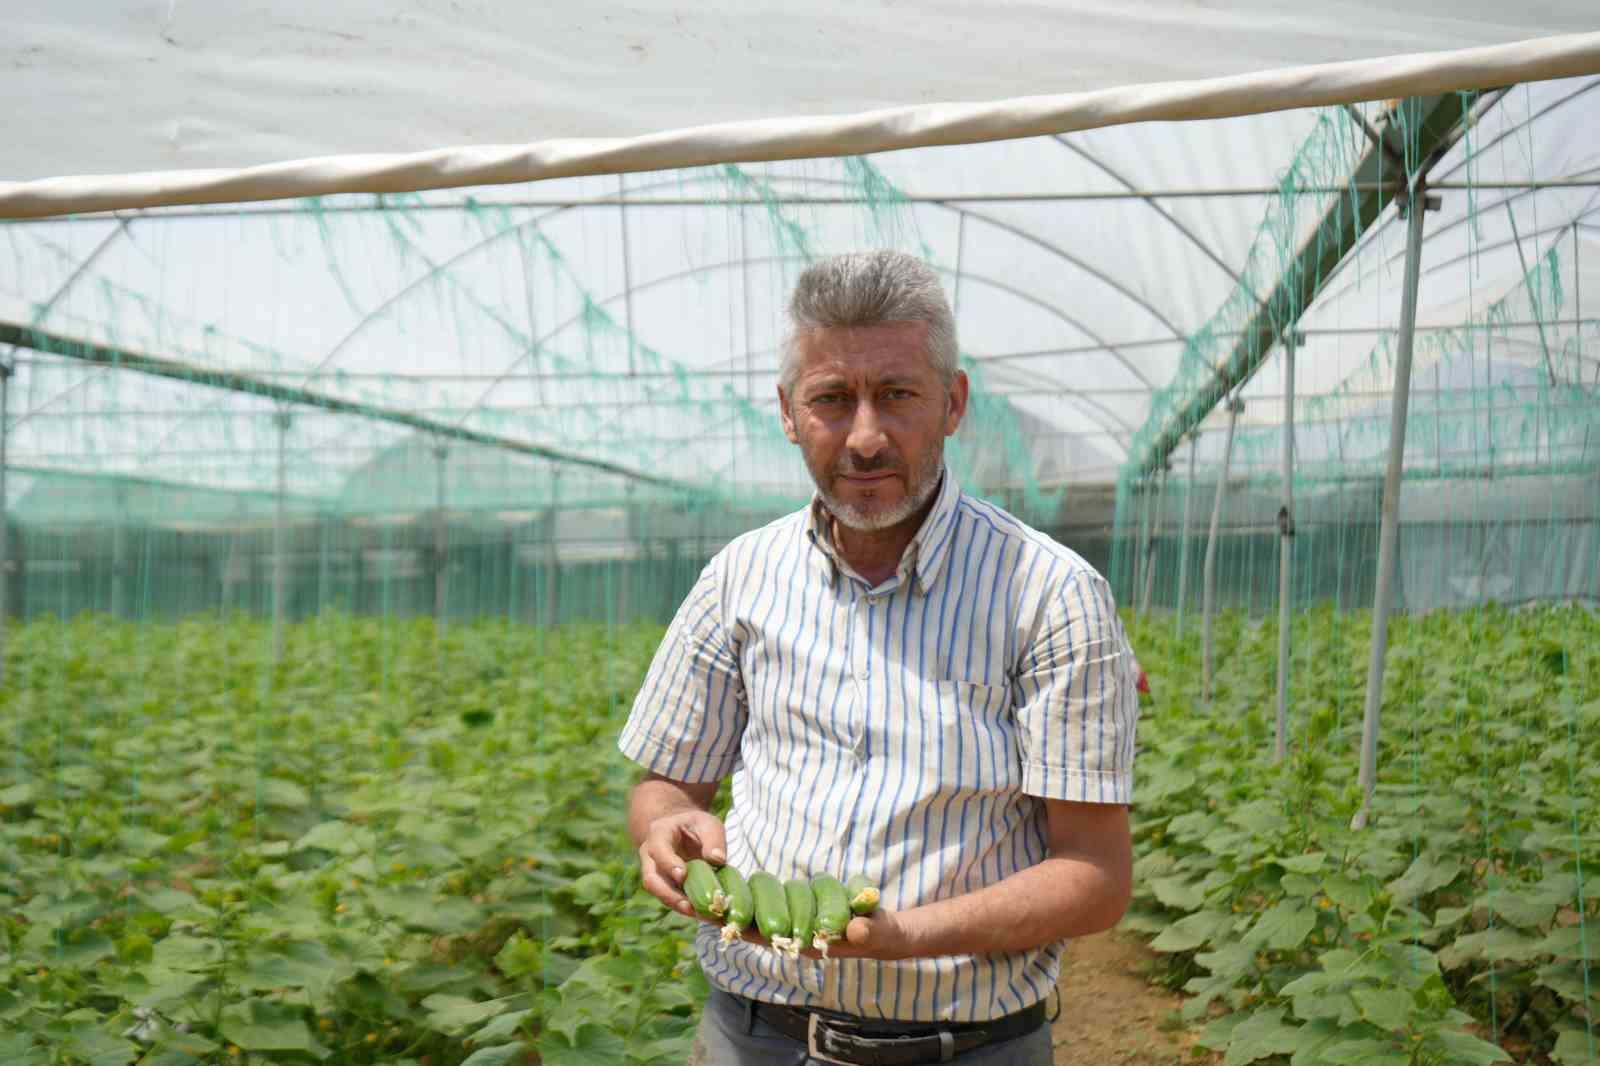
[1202,396,1244,703]
[272,411,291,663]
[1353,183,1433,830]
[0,361,10,685]
[1275,332,1299,764]
[1140,466,1165,617]
[23,179,1600,224]
[434,443,450,635]
[1129,478,1147,617]
[1175,435,1196,638]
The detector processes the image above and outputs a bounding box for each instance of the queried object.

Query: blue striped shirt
[618,470,1140,1023]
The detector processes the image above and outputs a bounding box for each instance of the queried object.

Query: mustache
[836,451,903,475]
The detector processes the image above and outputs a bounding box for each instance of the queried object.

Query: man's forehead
[793,322,935,378]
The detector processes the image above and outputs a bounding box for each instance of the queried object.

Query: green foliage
[1125,603,1598,1065]
[0,614,698,1064]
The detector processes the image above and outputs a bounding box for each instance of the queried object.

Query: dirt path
[1050,930,1220,1066]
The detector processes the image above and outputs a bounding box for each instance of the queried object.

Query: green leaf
[1149,875,1206,910]
[1429,1029,1511,1065]
[1387,852,1460,905]
[259,778,310,808]
[0,782,36,806]
[1244,902,1316,951]
[469,1009,533,1044]
[1351,987,1412,1032]
[1480,887,1556,928]
[460,1044,524,1066]
[539,1023,629,1066]
[1150,909,1230,953]
[1223,1008,1301,1066]
[1320,1038,1408,1065]
[1276,853,1326,874]
[217,999,330,1059]
[420,993,509,1036]
[1551,1029,1600,1065]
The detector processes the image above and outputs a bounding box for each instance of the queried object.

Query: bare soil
[1051,930,1221,1066]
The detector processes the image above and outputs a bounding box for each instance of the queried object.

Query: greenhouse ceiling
[1,7,1597,523]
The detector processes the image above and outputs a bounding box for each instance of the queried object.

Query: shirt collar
[804,467,963,595]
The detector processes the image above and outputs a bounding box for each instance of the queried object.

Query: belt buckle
[806,1013,860,1066]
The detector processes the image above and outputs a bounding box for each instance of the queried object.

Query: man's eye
[885,389,913,401]
[812,394,846,405]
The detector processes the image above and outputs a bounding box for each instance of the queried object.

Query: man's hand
[638,808,728,917]
[628,772,725,918]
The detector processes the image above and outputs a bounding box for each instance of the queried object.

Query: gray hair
[779,251,959,395]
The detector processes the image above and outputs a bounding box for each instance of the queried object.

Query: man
[620,250,1139,1065]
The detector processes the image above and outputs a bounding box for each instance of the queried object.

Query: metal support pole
[1353,183,1436,830]
[1140,465,1166,617]
[543,472,562,627]
[433,443,449,635]
[1130,479,1148,617]
[0,360,11,686]
[272,411,292,663]
[1275,331,1302,764]
[1202,396,1244,703]
[1176,435,1197,638]
[112,486,128,619]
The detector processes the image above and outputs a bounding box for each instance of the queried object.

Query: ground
[1051,930,1220,1066]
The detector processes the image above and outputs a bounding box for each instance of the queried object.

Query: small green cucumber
[716,865,754,945]
[785,878,816,949]
[749,872,792,945]
[683,859,726,919]
[811,875,850,952]
[845,873,880,916]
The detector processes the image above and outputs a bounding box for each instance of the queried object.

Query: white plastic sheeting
[1,6,1598,519]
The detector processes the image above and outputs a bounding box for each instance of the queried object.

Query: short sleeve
[1011,567,1139,804]
[617,559,747,784]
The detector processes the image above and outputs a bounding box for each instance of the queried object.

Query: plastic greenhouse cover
[0,12,1596,522]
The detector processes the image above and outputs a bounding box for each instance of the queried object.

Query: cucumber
[683,859,727,919]
[785,878,816,950]
[716,865,754,946]
[811,875,850,954]
[845,873,880,915]
[750,872,795,953]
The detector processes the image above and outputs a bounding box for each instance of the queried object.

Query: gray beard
[821,459,943,533]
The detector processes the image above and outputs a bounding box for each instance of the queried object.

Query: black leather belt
[735,994,1047,1064]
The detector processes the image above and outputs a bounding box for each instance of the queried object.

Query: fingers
[638,842,695,916]
[681,810,727,865]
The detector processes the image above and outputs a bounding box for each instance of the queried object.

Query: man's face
[779,322,968,532]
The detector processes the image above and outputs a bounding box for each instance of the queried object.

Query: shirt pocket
[922,679,1021,796]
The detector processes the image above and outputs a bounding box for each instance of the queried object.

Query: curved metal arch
[316,167,1169,397]
[555,253,1141,456]
[1308,171,1600,315]
[1051,134,1254,299]
[1433,77,1600,185]
[50,162,1183,480]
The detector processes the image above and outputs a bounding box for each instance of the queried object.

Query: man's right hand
[628,769,729,918]
[638,808,727,917]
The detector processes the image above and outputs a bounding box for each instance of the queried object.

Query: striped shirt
[617,470,1139,1023]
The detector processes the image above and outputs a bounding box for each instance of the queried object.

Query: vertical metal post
[433,443,449,635]
[0,360,10,686]
[619,175,637,377]
[1202,396,1244,703]
[112,485,128,618]
[1131,479,1150,617]
[1275,331,1300,764]
[272,411,291,664]
[544,472,562,627]
[1140,466,1166,617]
[1353,183,1435,830]
[1176,435,1197,638]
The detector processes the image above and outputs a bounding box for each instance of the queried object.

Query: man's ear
[778,385,800,444]
[944,370,969,437]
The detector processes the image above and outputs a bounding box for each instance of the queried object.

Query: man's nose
[845,400,888,459]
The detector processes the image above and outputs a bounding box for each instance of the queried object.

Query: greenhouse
[2,4,1598,1064]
